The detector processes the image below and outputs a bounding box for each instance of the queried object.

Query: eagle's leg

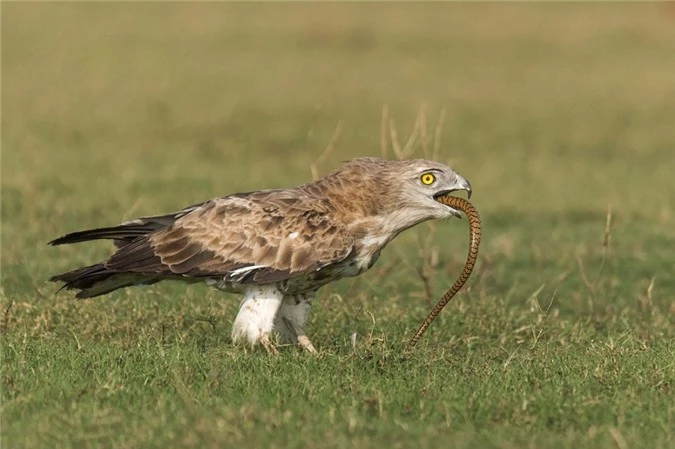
[274,292,317,354]
[231,285,284,353]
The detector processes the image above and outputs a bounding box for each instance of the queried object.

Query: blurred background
[3,4,675,448]
[3,2,674,319]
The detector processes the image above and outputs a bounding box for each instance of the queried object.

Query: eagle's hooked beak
[434,175,472,200]
[456,176,472,199]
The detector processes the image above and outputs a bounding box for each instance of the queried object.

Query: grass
[2,3,675,448]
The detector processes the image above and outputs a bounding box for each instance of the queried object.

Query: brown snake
[407,195,481,349]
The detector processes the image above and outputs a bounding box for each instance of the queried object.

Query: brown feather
[96,189,354,282]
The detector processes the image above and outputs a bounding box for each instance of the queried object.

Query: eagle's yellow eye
[420,173,436,185]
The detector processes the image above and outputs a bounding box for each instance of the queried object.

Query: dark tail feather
[50,264,115,297]
[48,225,155,247]
[49,264,159,298]
[49,203,206,248]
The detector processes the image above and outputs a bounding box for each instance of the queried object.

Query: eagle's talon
[281,316,317,354]
[297,335,317,354]
[260,333,278,355]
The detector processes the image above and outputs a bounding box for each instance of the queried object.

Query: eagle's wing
[104,192,354,284]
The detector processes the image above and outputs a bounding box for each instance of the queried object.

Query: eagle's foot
[282,317,317,354]
[296,334,317,354]
[260,333,278,355]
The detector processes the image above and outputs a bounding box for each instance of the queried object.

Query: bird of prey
[50,157,472,353]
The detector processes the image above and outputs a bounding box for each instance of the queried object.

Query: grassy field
[2,3,675,448]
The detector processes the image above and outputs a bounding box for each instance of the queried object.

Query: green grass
[2,3,675,448]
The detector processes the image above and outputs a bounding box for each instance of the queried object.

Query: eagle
[49,157,472,353]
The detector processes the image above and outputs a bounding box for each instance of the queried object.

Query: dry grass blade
[433,108,446,162]
[400,109,422,159]
[380,105,389,159]
[389,119,403,160]
[310,120,343,181]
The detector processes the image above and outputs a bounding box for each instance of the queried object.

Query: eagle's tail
[48,202,205,248]
[49,264,160,299]
[48,224,158,248]
[48,215,175,297]
[49,202,206,297]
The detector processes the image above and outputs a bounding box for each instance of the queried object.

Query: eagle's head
[388,158,472,220]
[328,157,473,233]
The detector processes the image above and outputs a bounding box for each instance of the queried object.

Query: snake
[407,194,482,349]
